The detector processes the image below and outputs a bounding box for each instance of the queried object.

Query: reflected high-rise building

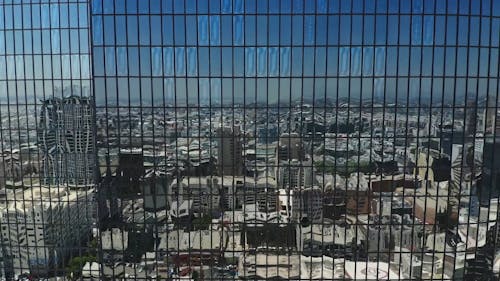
[217,126,243,176]
[38,96,96,187]
[482,104,500,203]
[485,98,499,136]
[276,133,305,162]
[465,99,478,138]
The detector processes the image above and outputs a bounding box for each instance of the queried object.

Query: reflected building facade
[38,96,96,187]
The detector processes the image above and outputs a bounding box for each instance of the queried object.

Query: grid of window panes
[91,0,500,281]
[0,0,500,280]
[0,0,93,279]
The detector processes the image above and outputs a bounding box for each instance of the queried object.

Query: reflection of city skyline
[1,0,500,280]
[2,93,498,279]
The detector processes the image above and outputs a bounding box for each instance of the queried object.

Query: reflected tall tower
[38,96,96,187]
[465,99,478,138]
[217,126,243,176]
[482,99,500,203]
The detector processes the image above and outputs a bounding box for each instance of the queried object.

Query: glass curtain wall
[1,0,500,280]
[0,0,94,279]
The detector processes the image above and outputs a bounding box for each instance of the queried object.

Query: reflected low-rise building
[215,176,278,212]
[238,253,300,280]
[0,186,94,278]
[296,222,359,258]
[291,187,323,222]
[358,214,423,262]
[158,229,226,267]
[299,256,345,280]
[169,177,220,215]
[275,158,314,190]
[344,260,400,280]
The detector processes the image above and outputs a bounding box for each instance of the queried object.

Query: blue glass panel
[269,47,279,76]
[280,47,290,76]
[116,47,128,75]
[339,47,350,76]
[210,16,220,46]
[198,16,209,46]
[363,47,374,76]
[233,15,244,45]
[245,47,256,76]
[151,47,162,76]
[257,47,267,77]
[105,47,116,76]
[351,47,362,76]
[187,47,197,76]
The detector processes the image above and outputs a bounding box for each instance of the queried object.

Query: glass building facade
[1,0,94,279]
[1,0,500,280]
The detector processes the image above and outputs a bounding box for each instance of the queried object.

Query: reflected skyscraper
[217,126,243,176]
[38,96,96,187]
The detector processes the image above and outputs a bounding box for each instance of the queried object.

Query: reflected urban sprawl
[0,0,500,281]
